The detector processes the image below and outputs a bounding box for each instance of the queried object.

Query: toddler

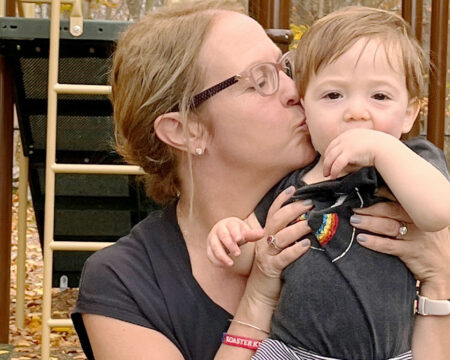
[208,7,450,360]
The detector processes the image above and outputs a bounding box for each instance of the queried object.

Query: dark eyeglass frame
[171,51,293,112]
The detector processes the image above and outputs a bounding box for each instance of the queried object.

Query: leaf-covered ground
[7,192,86,359]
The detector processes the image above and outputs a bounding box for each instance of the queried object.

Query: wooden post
[0,0,16,345]
[427,0,448,149]
[248,0,290,51]
[250,0,289,29]
[402,0,423,139]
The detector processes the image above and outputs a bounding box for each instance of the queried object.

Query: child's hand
[323,129,394,179]
[207,217,265,267]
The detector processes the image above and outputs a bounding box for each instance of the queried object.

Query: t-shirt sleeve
[405,137,450,180]
[71,230,168,359]
[73,244,155,329]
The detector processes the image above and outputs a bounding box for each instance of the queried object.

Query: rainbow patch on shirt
[315,213,339,246]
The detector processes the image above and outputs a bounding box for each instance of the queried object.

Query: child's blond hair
[294,6,428,101]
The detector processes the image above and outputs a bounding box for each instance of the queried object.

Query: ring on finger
[396,223,408,239]
[267,235,282,251]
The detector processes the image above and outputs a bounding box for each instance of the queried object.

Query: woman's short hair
[294,6,428,100]
[111,0,244,204]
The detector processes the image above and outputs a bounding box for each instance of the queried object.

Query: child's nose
[344,100,370,122]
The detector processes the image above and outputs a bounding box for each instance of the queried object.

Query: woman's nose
[278,71,300,106]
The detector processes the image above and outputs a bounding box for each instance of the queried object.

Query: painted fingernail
[350,215,361,224]
[285,186,295,194]
[302,199,312,206]
[357,234,366,242]
[300,239,310,247]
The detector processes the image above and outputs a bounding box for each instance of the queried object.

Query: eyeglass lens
[250,65,277,95]
[249,57,293,96]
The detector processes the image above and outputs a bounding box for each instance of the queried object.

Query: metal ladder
[40,1,142,358]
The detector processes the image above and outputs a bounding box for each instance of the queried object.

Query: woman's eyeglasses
[171,51,293,112]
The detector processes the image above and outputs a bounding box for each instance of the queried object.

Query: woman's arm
[351,201,450,359]
[83,187,313,360]
[83,315,185,360]
[215,186,312,359]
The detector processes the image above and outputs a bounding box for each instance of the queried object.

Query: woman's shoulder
[74,202,188,322]
[77,203,187,303]
[86,204,180,268]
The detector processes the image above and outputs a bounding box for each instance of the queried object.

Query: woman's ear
[154,112,207,155]
[402,98,421,134]
[154,112,187,152]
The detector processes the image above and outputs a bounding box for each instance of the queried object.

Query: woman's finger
[266,200,313,237]
[350,213,406,238]
[271,220,311,250]
[255,238,310,278]
[355,233,407,258]
[273,239,311,271]
[266,186,296,220]
[353,201,412,224]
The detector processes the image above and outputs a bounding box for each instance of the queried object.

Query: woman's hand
[246,186,313,306]
[215,186,313,359]
[351,199,450,296]
[349,194,450,359]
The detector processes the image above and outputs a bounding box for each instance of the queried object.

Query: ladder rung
[20,0,73,3]
[48,318,73,328]
[51,163,145,175]
[50,241,114,251]
[54,84,111,95]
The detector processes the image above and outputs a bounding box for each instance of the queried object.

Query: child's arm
[323,129,450,231]
[206,215,264,268]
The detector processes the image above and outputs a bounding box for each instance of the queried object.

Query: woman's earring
[195,148,204,156]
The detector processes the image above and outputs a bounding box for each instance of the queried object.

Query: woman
[72,1,450,359]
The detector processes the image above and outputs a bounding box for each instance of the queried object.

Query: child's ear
[154,112,207,155]
[402,98,420,134]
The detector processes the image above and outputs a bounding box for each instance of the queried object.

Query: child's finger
[206,244,232,268]
[217,227,242,257]
[208,233,234,267]
[243,228,265,243]
[227,221,245,256]
[328,153,349,179]
[322,144,342,178]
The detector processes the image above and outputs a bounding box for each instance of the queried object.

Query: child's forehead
[320,37,404,74]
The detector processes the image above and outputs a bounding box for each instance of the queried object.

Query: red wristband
[221,333,262,351]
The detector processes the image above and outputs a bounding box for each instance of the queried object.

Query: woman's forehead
[199,12,279,80]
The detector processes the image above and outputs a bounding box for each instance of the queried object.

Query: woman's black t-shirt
[72,204,231,360]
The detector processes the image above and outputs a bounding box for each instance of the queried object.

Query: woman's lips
[298,118,308,132]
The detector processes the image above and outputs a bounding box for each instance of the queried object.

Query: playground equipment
[0,1,448,359]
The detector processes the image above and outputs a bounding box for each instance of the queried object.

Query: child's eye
[373,93,390,101]
[324,92,342,100]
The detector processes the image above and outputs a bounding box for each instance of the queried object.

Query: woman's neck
[177,166,284,243]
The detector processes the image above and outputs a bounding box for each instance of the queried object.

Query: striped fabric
[252,339,413,360]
